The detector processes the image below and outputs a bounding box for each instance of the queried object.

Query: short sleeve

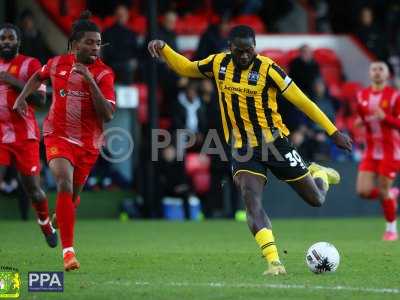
[37,58,52,80]
[96,69,116,108]
[268,63,293,93]
[197,54,216,79]
[28,58,46,93]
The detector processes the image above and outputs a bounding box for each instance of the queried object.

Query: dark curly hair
[0,23,21,42]
[67,10,100,51]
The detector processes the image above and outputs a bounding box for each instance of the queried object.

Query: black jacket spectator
[288,45,320,97]
[102,5,139,84]
[355,7,389,61]
[19,9,53,64]
[194,18,230,60]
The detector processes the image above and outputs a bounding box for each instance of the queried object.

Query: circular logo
[59,89,66,97]
[98,127,134,163]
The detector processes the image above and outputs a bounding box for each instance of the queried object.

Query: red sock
[32,199,52,235]
[56,192,75,249]
[365,188,380,200]
[381,198,397,222]
[32,199,49,221]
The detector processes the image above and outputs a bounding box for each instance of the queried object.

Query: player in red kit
[356,61,400,241]
[14,12,116,271]
[0,23,58,247]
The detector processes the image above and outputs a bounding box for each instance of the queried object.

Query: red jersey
[38,54,115,151]
[357,86,400,161]
[0,54,45,143]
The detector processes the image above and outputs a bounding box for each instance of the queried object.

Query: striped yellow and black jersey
[161,44,337,148]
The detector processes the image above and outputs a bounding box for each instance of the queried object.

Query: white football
[305,242,340,274]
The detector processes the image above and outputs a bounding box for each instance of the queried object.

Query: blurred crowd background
[1,0,399,220]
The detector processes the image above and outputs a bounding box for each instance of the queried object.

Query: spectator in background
[312,78,337,124]
[289,45,320,98]
[158,10,178,50]
[355,7,389,61]
[102,4,139,84]
[294,79,337,161]
[156,144,191,219]
[310,0,332,33]
[156,10,180,114]
[307,79,337,161]
[172,79,207,152]
[259,0,293,32]
[194,15,230,60]
[213,0,262,17]
[19,9,53,64]
[281,45,320,132]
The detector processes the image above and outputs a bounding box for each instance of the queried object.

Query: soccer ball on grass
[305,242,340,274]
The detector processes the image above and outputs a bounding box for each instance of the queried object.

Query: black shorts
[231,136,309,182]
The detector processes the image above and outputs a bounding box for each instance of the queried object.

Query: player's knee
[56,178,73,193]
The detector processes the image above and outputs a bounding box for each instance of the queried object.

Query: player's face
[0,28,19,60]
[369,62,389,84]
[230,37,256,70]
[76,31,101,64]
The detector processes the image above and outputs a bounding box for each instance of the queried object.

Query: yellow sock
[255,228,280,263]
[312,170,329,191]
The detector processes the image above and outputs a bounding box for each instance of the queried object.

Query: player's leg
[268,137,339,207]
[356,156,379,200]
[377,173,398,241]
[13,140,57,247]
[48,157,80,270]
[233,169,286,275]
[71,151,100,208]
[287,173,327,207]
[51,183,82,229]
[356,171,378,199]
[19,174,58,247]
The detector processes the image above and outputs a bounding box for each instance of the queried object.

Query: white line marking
[104,280,399,294]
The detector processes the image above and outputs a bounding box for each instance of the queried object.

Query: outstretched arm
[148,40,210,78]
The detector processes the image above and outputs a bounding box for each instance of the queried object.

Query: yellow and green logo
[0,267,20,298]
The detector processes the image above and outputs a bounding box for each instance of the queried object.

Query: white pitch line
[104,280,399,294]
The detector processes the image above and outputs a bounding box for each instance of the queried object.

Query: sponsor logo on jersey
[248,71,259,83]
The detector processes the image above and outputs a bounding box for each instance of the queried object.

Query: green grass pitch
[1,218,399,300]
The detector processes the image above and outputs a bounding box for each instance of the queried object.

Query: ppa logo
[28,272,64,292]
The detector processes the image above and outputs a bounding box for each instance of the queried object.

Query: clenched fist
[148,40,166,59]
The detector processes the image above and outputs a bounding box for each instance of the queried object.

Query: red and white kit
[0,54,45,175]
[357,86,400,179]
[38,53,115,185]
